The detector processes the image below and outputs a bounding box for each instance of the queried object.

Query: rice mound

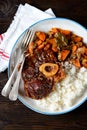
[35,62,87,112]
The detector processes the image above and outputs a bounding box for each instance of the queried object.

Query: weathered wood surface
[0,0,87,130]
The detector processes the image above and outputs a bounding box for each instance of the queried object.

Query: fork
[1,29,35,100]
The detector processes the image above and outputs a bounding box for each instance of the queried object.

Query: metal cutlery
[1,28,35,100]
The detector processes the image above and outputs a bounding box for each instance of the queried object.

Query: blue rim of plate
[8,17,87,115]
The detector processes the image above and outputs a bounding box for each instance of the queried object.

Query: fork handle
[9,57,24,101]
[9,70,21,101]
[1,63,18,97]
[1,49,22,97]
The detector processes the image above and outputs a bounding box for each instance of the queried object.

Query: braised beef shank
[22,50,57,99]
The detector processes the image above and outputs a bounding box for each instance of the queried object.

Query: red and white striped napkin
[0,3,56,72]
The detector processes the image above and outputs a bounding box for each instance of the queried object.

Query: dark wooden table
[0,0,87,130]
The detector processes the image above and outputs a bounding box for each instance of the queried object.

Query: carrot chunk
[72,58,81,68]
[52,28,59,33]
[36,32,46,41]
[72,45,77,53]
[36,40,42,46]
[37,44,44,50]
[28,42,35,54]
[60,50,70,61]
[60,29,71,35]
[73,36,82,42]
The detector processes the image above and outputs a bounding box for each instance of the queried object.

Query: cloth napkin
[0,3,56,72]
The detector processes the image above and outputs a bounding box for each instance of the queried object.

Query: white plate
[8,18,87,115]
